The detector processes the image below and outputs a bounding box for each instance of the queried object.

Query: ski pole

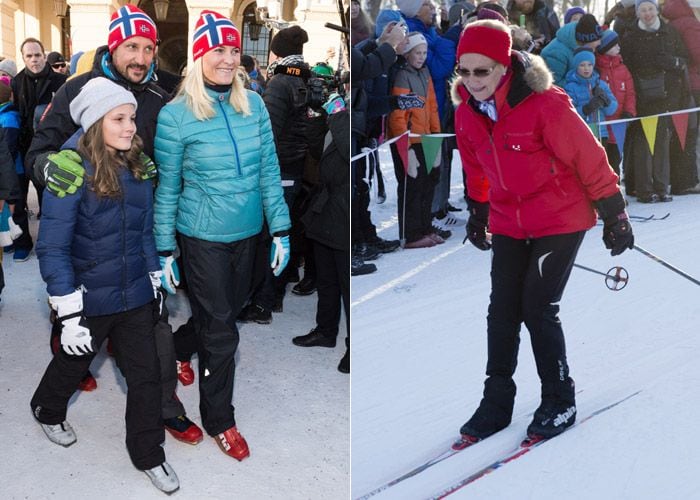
[573,263,629,291]
[633,244,700,287]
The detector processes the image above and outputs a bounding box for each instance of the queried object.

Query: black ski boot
[527,378,577,439]
[458,376,516,441]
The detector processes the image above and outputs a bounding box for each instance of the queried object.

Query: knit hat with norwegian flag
[192,10,241,61]
[108,5,158,53]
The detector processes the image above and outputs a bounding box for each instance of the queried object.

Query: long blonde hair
[78,120,145,198]
[177,57,251,120]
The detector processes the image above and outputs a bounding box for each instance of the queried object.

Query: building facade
[1,0,345,75]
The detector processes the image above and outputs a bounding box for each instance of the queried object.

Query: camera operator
[239,25,319,323]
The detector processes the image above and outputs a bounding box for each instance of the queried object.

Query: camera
[306,63,346,111]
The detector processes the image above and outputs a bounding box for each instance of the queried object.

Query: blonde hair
[78,120,145,198]
[177,57,251,120]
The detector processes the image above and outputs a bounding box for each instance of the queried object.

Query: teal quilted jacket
[153,88,290,251]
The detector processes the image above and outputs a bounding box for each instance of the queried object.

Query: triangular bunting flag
[610,122,628,159]
[671,112,689,151]
[395,133,409,175]
[640,116,658,155]
[421,135,444,174]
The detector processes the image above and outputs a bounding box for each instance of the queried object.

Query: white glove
[49,290,94,356]
[407,149,419,178]
[8,216,22,240]
[149,270,164,316]
[270,235,290,277]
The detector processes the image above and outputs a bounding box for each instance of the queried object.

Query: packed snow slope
[352,150,700,499]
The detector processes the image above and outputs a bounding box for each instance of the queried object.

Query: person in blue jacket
[564,47,618,138]
[30,77,179,494]
[541,14,603,87]
[153,10,291,461]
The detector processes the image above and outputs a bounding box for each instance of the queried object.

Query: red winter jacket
[663,0,700,93]
[452,52,621,240]
[596,53,637,143]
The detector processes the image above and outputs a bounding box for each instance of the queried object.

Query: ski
[628,213,670,222]
[430,390,642,499]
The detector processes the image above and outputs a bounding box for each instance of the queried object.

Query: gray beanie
[70,77,137,132]
[0,59,17,78]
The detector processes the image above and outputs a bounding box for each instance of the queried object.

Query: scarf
[266,54,305,80]
[476,98,498,121]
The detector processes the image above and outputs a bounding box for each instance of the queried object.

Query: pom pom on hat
[575,13,602,43]
[270,25,309,58]
[192,10,241,61]
[69,77,137,132]
[0,59,17,78]
[564,6,586,24]
[572,46,596,68]
[401,32,428,55]
[635,0,658,10]
[396,0,424,18]
[597,29,620,54]
[108,5,158,53]
[456,20,512,67]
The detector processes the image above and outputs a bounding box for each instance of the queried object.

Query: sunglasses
[455,65,497,78]
[52,62,66,69]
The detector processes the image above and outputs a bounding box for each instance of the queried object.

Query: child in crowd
[30,77,179,494]
[596,29,636,178]
[565,47,618,141]
[388,32,441,249]
[0,75,22,249]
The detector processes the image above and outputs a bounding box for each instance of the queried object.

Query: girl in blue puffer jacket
[153,11,291,462]
[31,77,179,494]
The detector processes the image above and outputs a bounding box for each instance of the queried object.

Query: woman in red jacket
[452,20,634,443]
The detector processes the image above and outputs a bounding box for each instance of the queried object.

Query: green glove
[140,152,157,181]
[44,150,85,198]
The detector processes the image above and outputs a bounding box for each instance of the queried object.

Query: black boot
[291,277,316,296]
[237,304,272,324]
[368,237,400,254]
[459,376,516,439]
[292,328,337,348]
[527,378,576,438]
[353,243,380,261]
[351,256,376,276]
[338,350,349,373]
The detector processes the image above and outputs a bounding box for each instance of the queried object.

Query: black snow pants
[179,234,256,436]
[482,231,584,414]
[31,303,165,471]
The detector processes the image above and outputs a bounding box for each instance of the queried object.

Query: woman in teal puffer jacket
[153,10,291,461]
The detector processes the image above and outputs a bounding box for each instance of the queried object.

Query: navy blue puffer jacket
[36,131,159,317]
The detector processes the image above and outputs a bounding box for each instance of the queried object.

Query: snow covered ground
[352,149,700,499]
[0,189,349,499]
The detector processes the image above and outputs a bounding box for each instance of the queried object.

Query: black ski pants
[313,241,350,339]
[31,303,165,471]
[484,231,584,405]
[180,234,256,436]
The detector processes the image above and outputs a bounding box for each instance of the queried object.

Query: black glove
[464,197,491,251]
[391,93,425,110]
[592,86,611,107]
[582,96,605,115]
[595,192,634,256]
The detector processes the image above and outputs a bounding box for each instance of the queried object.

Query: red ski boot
[77,372,97,392]
[216,426,250,461]
[164,415,203,445]
[176,361,195,386]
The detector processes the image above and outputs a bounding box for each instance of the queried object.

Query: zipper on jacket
[490,135,508,191]
[217,95,242,175]
[120,192,128,311]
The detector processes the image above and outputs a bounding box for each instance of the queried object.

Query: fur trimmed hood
[451,51,553,106]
